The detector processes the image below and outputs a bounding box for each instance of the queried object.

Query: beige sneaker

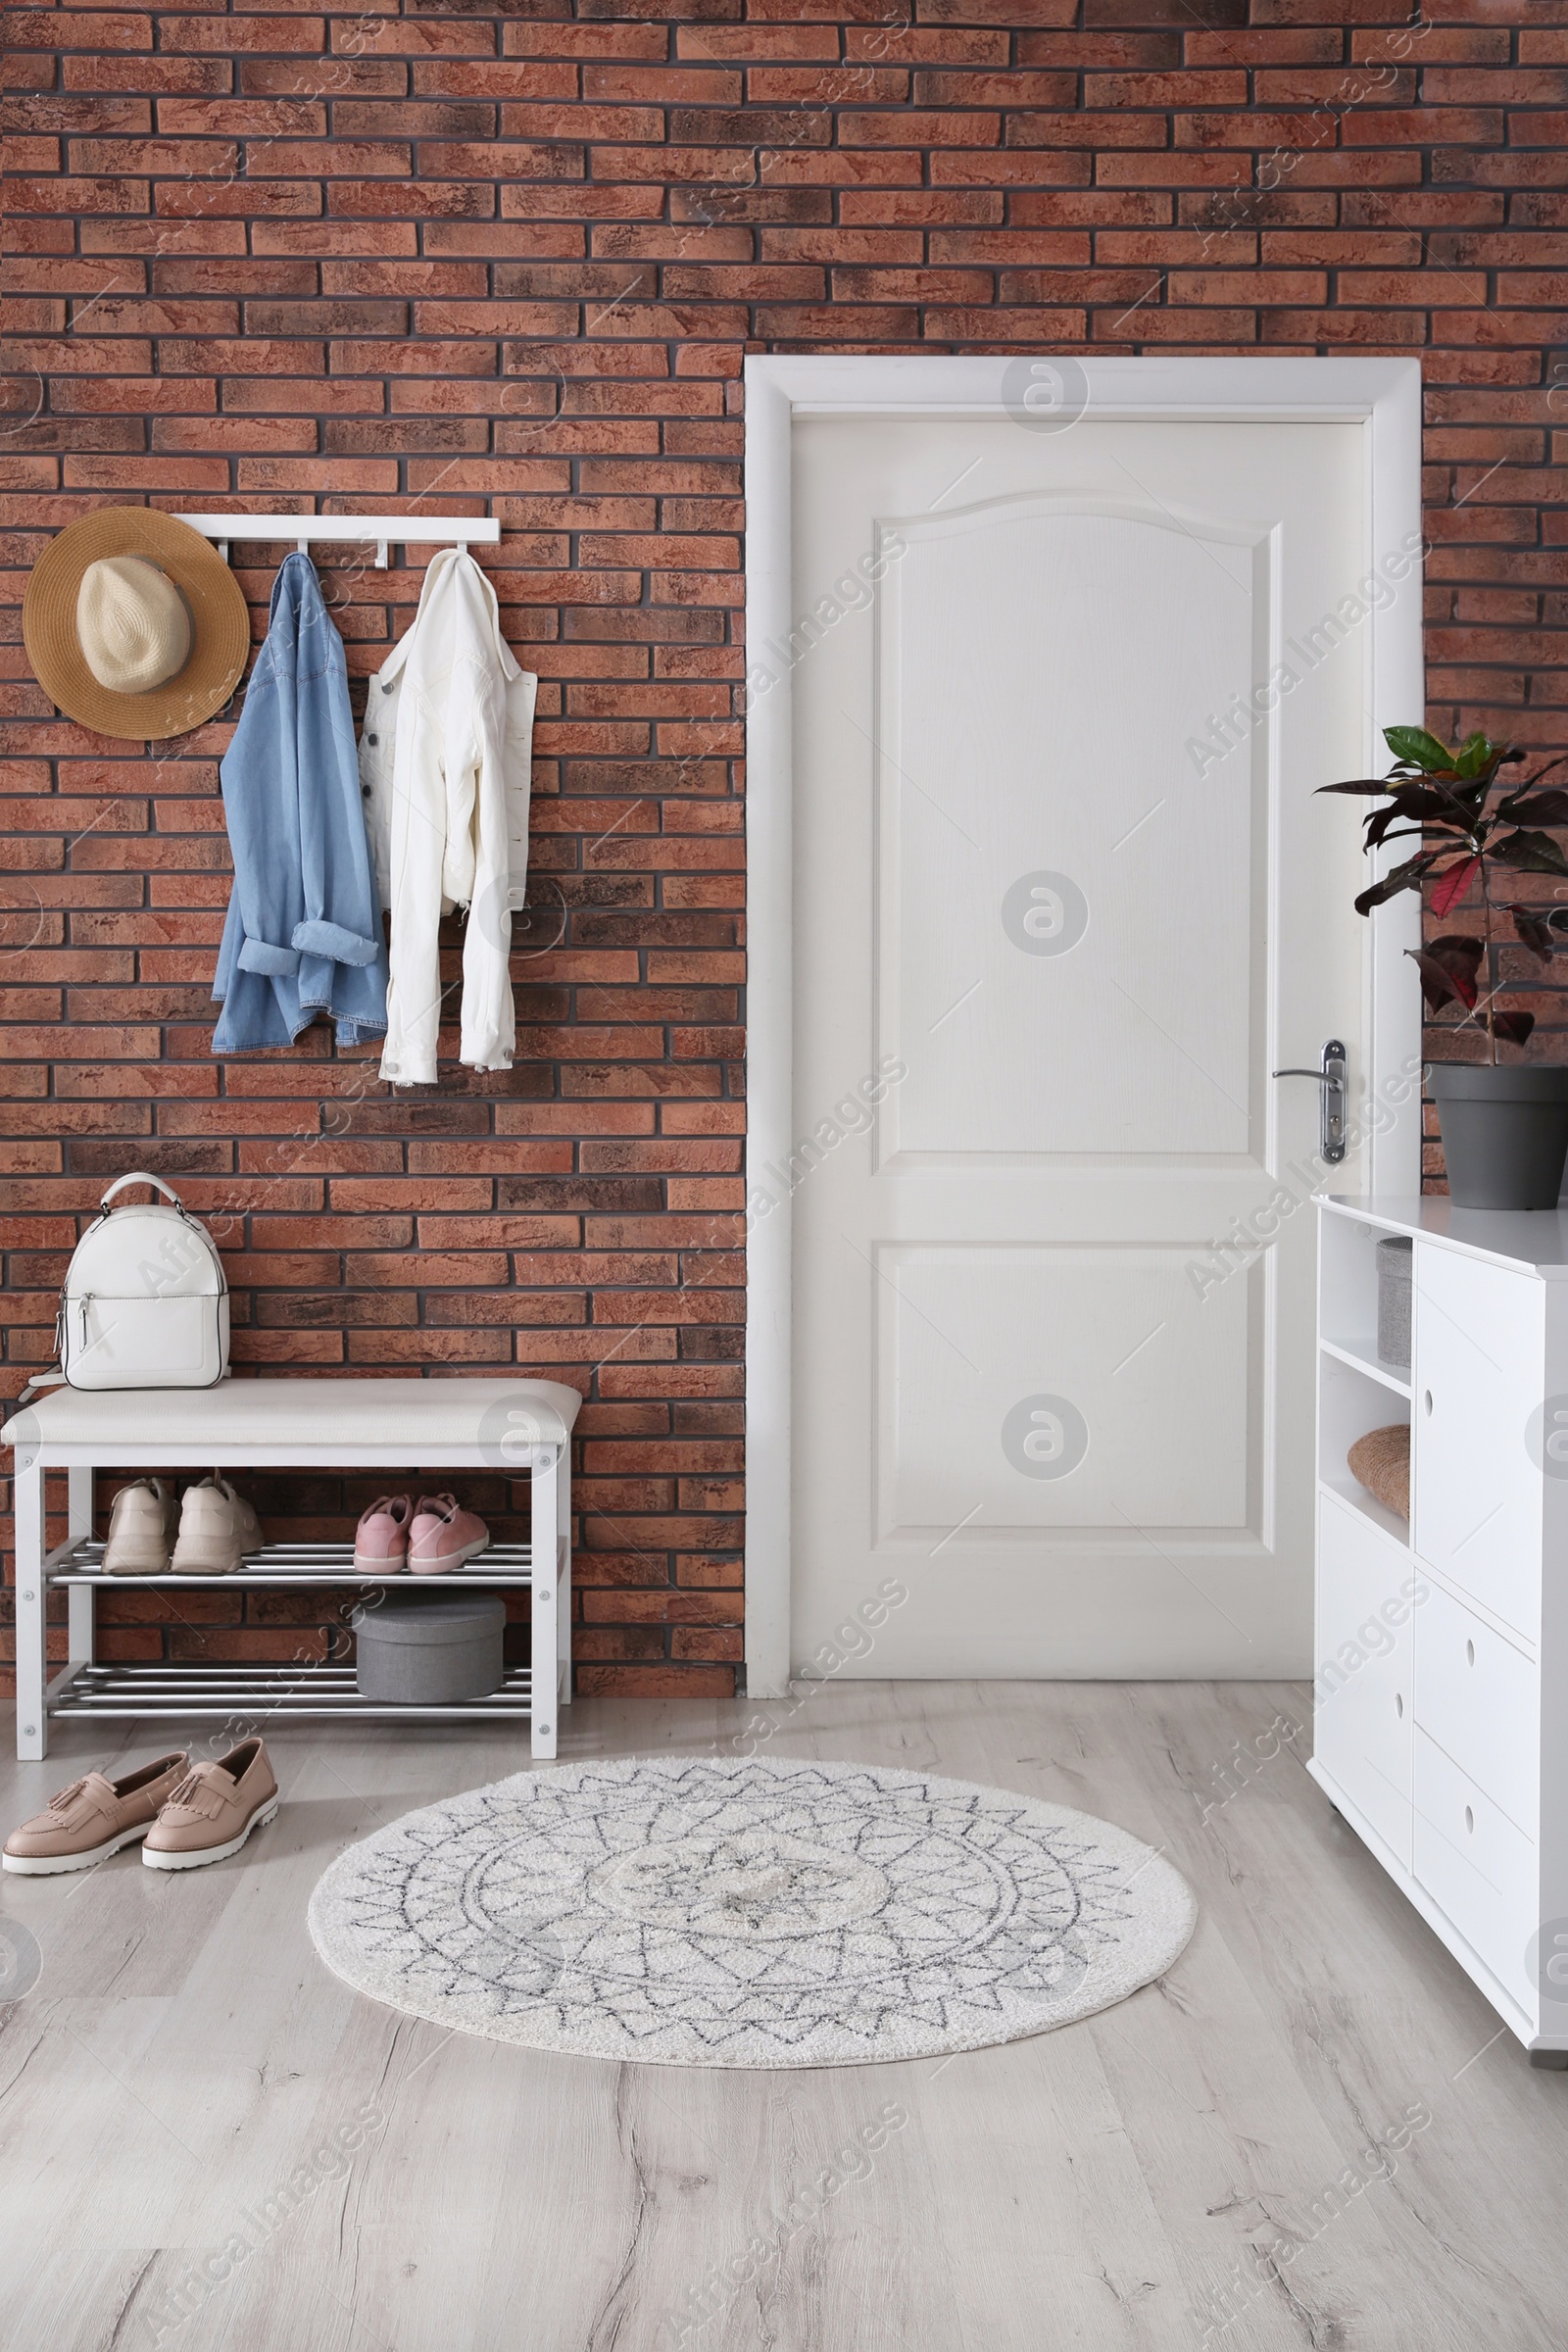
[102,1478,178,1575]
[142,1740,279,1871]
[3,1751,189,1875]
[170,1475,262,1575]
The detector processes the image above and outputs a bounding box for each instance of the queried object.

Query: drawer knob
[1424,1390,1434,1416]
[1396,1692,1404,1718]
[1466,1639,1476,1667]
[1464,1805,1475,1835]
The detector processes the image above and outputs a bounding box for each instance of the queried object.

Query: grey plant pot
[1428,1062,1568,1210]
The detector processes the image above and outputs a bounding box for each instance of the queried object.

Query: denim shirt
[212,555,388,1052]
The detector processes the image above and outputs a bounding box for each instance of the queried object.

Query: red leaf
[1430,856,1481,918]
[1492,1008,1537,1048]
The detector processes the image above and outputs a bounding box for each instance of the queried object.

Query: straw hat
[23,508,251,740]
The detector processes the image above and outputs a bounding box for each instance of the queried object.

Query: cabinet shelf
[1318,1470,1410,1553]
[1320,1334,1411,1398]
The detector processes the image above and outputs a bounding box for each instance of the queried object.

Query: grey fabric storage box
[1376,1235,1413,1371]
[352,1592,506,1705]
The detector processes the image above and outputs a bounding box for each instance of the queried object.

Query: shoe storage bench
[5,1377,577,1764]
[1314,1197,1568,2067]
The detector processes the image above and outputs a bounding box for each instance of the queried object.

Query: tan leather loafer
[142,1739,278,1871]
[3,1751,189,1875]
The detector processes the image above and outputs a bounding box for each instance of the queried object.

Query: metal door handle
[1271,1039,1347,1163]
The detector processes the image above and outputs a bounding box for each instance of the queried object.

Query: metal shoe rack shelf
[4,1378,577,1763]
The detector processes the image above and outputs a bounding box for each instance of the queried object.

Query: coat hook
[375,538,389,568]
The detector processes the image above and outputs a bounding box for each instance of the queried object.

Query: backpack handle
[98,1171,188,1215]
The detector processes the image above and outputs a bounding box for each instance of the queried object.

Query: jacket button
[382,679,394,693]
[366,733,377,745]
[362,785,371,800]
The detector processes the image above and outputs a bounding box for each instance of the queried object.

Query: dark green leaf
[1505,903,1558,960]
[1494,788,1568,827]
[1387,784,1468,815]
[1451,732,1500,781]
[1384,726,1455,772]
[1364,826,1458,858]
[1490,828,1568,879]
[1406,938,1483,1012]
[1353,851,1438,915]
[1363,786,1472,851]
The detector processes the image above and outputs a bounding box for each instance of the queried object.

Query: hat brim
[24,508,252,743]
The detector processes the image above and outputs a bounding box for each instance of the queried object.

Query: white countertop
[1321,1194,1568,1276]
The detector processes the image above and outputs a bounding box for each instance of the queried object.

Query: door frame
[743,353,1425,1697]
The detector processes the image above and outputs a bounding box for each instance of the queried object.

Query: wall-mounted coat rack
[174,514,502,570]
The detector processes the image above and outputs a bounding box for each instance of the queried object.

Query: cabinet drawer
[1412,1731,1538,2020]
[1314,1489,1414,1867]
[1412,1243,1543,1641]
[1414,1581,1539,1837]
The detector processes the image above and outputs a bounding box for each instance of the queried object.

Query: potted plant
[1322,726,1568,1209]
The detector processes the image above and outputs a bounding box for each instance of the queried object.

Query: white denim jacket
[360,548,536,1085]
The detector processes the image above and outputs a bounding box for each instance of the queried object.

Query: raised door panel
[1412,1245,1544,1642]
[876,498,1263,1165]
[877,1244,1250,1543]
[1314,1488,1414,1866]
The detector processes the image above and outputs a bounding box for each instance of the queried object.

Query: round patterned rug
[307,1755,1196,2068]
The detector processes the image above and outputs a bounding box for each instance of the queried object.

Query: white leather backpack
[58,1173,229,1390]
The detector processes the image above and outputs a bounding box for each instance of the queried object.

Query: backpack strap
[97,1171,188,1216]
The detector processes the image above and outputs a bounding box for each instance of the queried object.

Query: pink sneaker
[408,1494,489,1575]
[354,1494,413,1574]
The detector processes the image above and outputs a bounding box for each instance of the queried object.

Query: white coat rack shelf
[175,514,501,569]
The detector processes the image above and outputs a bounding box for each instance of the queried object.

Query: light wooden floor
[0,1681,1563,2351]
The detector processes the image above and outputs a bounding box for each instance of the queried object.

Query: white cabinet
[1315,1489,1414,1867]
[1414,1582,1538,1838]
[1411,1244,1543,1641]
[1314,1197,1568,2065]
[1411,1732,1539,2019]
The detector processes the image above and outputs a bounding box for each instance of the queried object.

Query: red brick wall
[3,0,1566,1695]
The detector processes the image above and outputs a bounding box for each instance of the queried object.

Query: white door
[780,409,1410,1679]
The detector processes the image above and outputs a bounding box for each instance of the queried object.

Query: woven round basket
[1348,1423,1409,1520]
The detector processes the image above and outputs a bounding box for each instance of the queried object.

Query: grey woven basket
[1376,1235,1413,1372]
